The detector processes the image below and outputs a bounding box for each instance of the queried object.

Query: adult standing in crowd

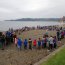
[53,36,57,48]
[57,30,60,41]
[1,33,5,50]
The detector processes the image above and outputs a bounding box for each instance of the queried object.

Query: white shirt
[49,37,54,44]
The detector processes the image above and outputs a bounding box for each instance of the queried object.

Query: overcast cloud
[0,0,65,20]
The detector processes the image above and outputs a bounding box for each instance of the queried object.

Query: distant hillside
[5,18,61,21]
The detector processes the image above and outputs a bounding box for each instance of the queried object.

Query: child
[17,38,22,51]
[38,38,41,49]
[24,39,28,49]
[14,37,18,47]
[33,39,37,49]
[28,38,32,50]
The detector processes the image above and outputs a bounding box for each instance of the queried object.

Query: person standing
[57,30,60,41]
[24,39,28,49]
[13,32,17,43]
[33,39,37,49]
[28,38,32,50]
[38,38,41,49]
[14,37,18,47]
[44,37,47,48]
[53,36,57,48]
[49,36,54,50]
[17,37,22,51]
[1,33,5,50]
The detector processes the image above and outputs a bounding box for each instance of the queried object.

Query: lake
[0,21,65,31]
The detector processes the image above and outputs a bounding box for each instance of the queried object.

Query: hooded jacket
[17,38,22,46]
[24,39,28,46]
[33,40,37,46]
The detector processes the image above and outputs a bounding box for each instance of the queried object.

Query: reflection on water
[0,21,64,31]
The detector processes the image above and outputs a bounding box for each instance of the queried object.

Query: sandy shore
[18,29,56,40]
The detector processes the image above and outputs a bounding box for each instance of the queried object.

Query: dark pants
[24,45,27,49]
[57,37,60,41]
[49,44,53,50]
[10,37,13,43]
[42,43,44,48]
[44,43,46,48]
[6,37,9,45]
[54,43,57,48]
[29,44,32,50]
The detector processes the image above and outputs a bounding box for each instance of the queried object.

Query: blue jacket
[6,31,11,37]
[38,41,41,46]
[17,38,22,46]
[24,39,28,46]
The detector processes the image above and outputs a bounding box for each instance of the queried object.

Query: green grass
[41,47,65,65]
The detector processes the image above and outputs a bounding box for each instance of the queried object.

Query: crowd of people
[0,31,16,50]
[0,26,65,51]
[15,31,65,51]
[14,25,60,35]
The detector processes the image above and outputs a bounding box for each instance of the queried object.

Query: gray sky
[0,0,65,20]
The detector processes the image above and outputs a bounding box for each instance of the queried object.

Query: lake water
[0,21,65,31]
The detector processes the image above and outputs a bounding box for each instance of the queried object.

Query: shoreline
[0,21,65,32]
[0,24,65,32]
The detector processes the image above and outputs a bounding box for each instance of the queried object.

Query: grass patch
[41,47,65,65]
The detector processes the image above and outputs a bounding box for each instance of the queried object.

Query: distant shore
[5,18,62,21]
